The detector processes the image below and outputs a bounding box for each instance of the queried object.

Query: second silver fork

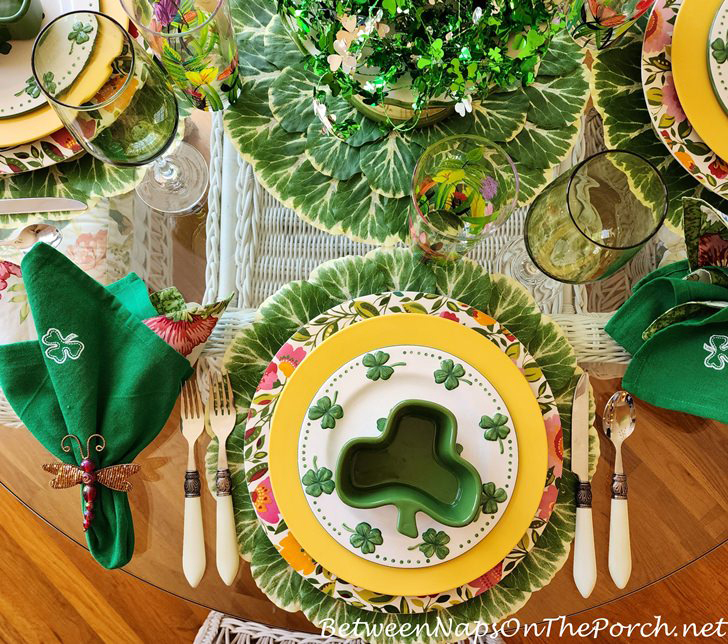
[208,371,240,585]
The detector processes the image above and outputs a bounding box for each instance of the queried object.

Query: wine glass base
[136,142,209,215]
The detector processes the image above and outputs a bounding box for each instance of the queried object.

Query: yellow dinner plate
[0,0,128,148]
[672,0,728,161]
[269,313,547,597]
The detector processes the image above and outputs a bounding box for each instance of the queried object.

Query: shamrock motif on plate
[362,351,405,381]
[41,328,85,365]
[301,457,335,497]
[712,37,728,65]
[410,528,450,560]
[68,21,94,54]
[481,482,508,515]
[307,392,344,429]
[345,521,383,554]
[480,412,511,454]
[15,76,40,99]
[433,359,472,390]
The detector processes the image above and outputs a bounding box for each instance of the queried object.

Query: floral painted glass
[524,150,668,284]
[32,11,209,214]
[564,0,656,49]
[120,0,241,111]
[410,135,519,262]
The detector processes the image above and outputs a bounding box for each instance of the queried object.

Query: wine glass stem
[152,155,183,192]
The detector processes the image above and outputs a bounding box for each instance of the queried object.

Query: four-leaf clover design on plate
[409,528,450,560]
[434,358,472,390]
[307,392,344,429]
[362,351,406,381]
[68,21,94,54]
[301,457,335,497]
[41,328,85,365]
[481,482,508,515]
[345,521,383,554]
[480,412,511,454]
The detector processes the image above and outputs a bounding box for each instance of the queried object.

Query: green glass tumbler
[524,150,668,284]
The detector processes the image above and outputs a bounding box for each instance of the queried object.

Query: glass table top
[1,116,727,634]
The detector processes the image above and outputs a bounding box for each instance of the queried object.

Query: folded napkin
[0,243,192,569]
[606,198,728,423]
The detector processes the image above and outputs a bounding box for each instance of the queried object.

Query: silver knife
[0,198,87,215]
[572,371,597,598]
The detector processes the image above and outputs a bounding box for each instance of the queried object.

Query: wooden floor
[1,485,726,643]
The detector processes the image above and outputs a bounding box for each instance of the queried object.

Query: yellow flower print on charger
[278,534,316,574]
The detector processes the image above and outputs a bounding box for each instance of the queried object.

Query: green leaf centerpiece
[335,400,481,538]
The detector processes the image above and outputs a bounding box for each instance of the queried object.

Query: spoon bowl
[603,391,636,447]
[0,224,62,252]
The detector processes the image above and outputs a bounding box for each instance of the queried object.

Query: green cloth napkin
[0,243,192,569]
[605,260,728,423]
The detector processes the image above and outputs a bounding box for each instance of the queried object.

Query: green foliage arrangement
[279,0,565,121]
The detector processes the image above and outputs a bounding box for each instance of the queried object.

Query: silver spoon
[0,224,62,252]
[602,391,636,589]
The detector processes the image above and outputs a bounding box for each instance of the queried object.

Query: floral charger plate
[0,128,83,175]
[243,291,563,613]
[292,342,517,569]
[642,0,728,198]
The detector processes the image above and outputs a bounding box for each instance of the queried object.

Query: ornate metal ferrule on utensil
[184,470,201,498]
[611,473,628,500]
[216,468,232,496]
[576,480,592,508]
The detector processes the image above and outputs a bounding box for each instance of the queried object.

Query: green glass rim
[562,148,669,252]
[410,134,520,243]
[31,10,137,112]
[120,0,227,40]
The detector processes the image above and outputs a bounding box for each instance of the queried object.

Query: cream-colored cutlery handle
[183,493,206,588]
[573,479,596,599]
[215,470,239,586]
[609,472,631,589]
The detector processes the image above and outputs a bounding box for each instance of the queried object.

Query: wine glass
[524,150,668,284]
[31,10,208,214]
[409,136,519,263]
[119,0,240,112]
[563,0,656,50]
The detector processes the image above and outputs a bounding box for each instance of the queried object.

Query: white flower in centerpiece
[455,96,473,117]
[312,99,336,135]
[472,7,483,23]
[328,38,357,73]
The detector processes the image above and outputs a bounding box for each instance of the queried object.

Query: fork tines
[209,372,235,417]
[181,376,204,420]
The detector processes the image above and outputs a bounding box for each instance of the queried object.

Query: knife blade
[571,371,597,599]
[0,198,87,215]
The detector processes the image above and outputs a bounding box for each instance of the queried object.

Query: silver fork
[180,377,207,588]
[208,371,240,585]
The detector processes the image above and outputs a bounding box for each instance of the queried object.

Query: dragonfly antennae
[87,434,105,456]
[60,434,84,458]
